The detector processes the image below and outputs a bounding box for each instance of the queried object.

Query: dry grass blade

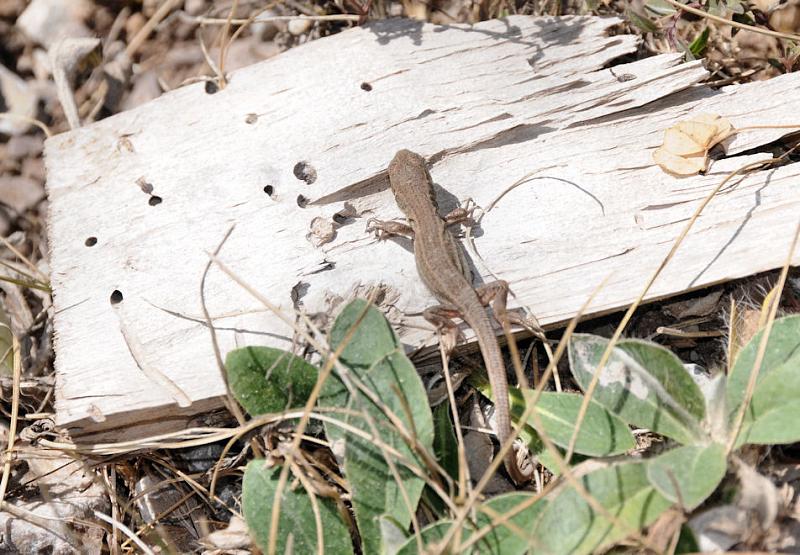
[93,509,156,555]
[215,0,241,88]
[125,0,183,58]
[292,467,326,555]
[0,235,48,283]
[0,275,50,292]
[0,113,52,137]
[0,333,20,507]
[440,343,472,500]
[200,228,253,449]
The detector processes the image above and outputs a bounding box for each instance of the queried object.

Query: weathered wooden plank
[45,15,798,439]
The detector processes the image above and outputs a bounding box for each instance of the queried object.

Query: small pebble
[184,0,207,16]
[125,12,145,39]
[287,17,312,36]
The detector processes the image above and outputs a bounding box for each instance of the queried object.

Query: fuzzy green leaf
[569,334,706,444]
[727,314,800,417]
[396,492,548,555]
[242,460,353,554]
[533,460,672,554]
[320,299,433,555]
[226,346,317,416]
[512,389,636,457]
[735,361,800,446]
[646,443,726,510]
[625,8,659,33]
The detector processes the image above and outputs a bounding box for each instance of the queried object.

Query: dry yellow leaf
[653,113,733,176]
[653,148,708,176]
[662,123,713,156]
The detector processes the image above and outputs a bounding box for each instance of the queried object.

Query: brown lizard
[367,149,533,484]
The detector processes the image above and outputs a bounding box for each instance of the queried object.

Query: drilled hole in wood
[293,161,317,184]
[110,290,124,305]
[149,195,163,206]
[263,185,274,196]
[332,202,357,225]
[297,194,309,208]
[205,80,219,94]
[85,237,97,247]
[360,82,372,91]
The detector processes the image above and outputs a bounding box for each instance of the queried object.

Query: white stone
[0,65,38,136]
[16,0,91,49]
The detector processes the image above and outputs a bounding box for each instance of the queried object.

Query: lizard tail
[466,312,532,485]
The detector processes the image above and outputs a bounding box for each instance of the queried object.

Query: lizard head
[388,149,439,218]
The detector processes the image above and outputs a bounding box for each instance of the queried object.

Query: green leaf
[644,0,677,16]
[0,306,12,377]
[727,315,800,417]
[732,8,755,23]
[625,8,659,33]
[583,0,599,12]
[688,27,710,58]
[471,377,597,473]
[330,298,400,368]
[568,334,706,445]
[396,492,548,555]
[537,448,590,476]
[706,0,725,16]
[418,403,459,519]
[242,460,353,554]
[735,361,800,446]
[225,347,317,417]
[646,444,727,510]
[433,403,459,482]
[725,0,746,14]
[512,389,635,457]
[675,524,700,553]
[767,57,787,72]
[533,460,672,554]
[320,299,434,555]
[468,373,547,460]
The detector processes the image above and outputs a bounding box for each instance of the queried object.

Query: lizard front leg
[441,198,477,228]
[365,218,414,241]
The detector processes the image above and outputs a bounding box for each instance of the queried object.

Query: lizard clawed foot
[438,325,465,356]
[460,197,479,219]
[365,218,414,240]
[365,217,385,238]
[512,440,534,480]
[506,310,546,341]
[443,197,480,227]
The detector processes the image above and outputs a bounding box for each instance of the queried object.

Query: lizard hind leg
[475,280,544,338]
[422,304,465,355]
